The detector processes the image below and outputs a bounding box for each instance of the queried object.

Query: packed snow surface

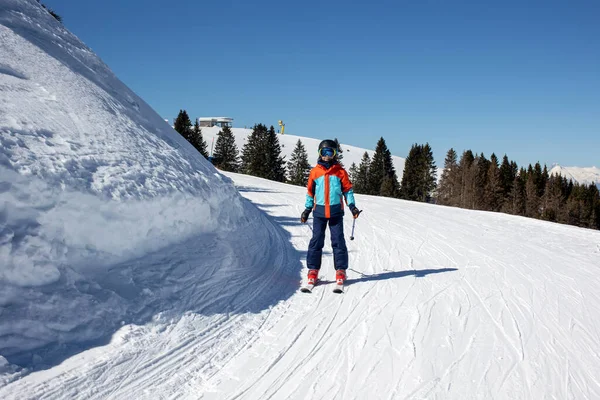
[3,171,600,399]
[2,1,600,399]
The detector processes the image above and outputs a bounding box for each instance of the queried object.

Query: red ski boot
[307,269,319,285]
[301,269,319,293]
[334,269,346,293]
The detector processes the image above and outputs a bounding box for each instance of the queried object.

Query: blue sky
[46,0,599,168]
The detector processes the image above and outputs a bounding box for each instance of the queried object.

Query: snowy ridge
[549,164,600,188]
[199,126,406,177]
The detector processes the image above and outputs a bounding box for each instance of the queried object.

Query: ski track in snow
[3,173,600,400]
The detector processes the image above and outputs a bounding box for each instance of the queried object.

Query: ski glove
[349,204,362,219]
[301,208,312,223]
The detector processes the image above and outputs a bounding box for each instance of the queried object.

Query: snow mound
[0,0,246,284]
[0,0,279,370]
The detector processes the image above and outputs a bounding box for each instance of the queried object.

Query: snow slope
[3,171,600,399]
[199,126,406,178]
[550,165,600,188]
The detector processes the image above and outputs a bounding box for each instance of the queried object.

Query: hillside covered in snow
[198,126,406,178]
[2,2,600,399]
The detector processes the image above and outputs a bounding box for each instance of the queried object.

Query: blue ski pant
[307,215,348,270]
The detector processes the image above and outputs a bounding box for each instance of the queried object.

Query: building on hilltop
[198,117,233,128]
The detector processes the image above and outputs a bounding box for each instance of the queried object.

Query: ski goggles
[319,147,337,158]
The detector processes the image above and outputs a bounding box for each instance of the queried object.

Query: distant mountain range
[549,165,600,188]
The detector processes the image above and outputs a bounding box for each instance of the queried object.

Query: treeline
[171,111,440,201]
[172,110,598,231]
[437,149,600,230]
[172,110,309,184]
[348,139,437,202]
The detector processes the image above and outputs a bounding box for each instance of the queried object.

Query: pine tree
[525,164,541,218]
[484,153,502,211]
[542,174,566,222]
[580,184,599,229]
[590,184,600,229]
[212,126,239,172]
[473,153,490,210]
[264,126,286,182]
[173,109,193,142]
[399,146,419,201]
[565,183,586,226]
[287,139,311,186]
[241,124,268,177]
[240,124,286,181]
[191,119,209,158]
[399,143,437,202]
[368,138,386,195]
[348,163,359,184]
[532,162,546,198]
[334,138,344,167]
[507,170,526,216]
[353,152,371,194]
[541,164,550,196]
[437,148,459,206]
[422,143,438,201]
[368,137,399,196]
[458,150,475,208]
[380,175,398,198]
[499,155,518,212]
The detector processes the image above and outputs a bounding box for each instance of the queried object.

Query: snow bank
[0,166,243,287]
[0,0,246,285]
[0,0,260,368]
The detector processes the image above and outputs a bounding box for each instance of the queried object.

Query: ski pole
[350,210,362,240]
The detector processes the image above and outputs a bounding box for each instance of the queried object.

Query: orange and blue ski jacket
[305,161,356,218]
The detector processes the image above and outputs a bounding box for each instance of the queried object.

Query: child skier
[300,139,361,289]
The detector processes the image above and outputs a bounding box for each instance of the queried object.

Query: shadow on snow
[3,199,305,374]
[346,268,459,286]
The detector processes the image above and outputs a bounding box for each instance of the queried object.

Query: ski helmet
[318,139,338,158]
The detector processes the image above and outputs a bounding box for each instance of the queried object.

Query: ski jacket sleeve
[340,168,356,206]
[305,168,317,209]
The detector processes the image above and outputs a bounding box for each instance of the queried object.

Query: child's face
[320,147,335,162]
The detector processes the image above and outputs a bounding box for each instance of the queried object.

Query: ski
[301,276,345,293]
[300,279,318,293]
[332,282,345,294]
[300,283,315,293]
